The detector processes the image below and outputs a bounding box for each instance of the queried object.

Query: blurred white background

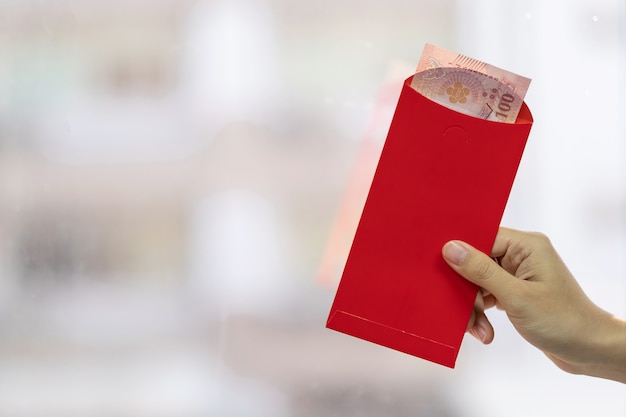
[0,0,624,416]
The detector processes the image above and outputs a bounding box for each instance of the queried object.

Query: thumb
[442,240,520,304]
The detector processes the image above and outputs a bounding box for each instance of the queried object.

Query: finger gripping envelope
[326,75,533,368]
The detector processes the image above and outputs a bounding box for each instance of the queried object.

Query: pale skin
[442,227,626,384]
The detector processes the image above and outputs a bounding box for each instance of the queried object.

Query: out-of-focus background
[0,0,625,415]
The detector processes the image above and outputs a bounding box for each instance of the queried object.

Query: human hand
[442,227,626,383]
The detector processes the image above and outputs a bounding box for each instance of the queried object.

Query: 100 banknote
[410,44,531,123]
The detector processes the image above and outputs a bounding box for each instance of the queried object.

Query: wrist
[579,312,626,383]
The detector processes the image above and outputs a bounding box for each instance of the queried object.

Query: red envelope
[326,75,533,368]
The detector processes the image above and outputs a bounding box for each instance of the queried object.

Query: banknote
[410,44,531,123]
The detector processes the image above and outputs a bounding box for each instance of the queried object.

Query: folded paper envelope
[326,75,533,368]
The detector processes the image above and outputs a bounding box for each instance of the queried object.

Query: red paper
[326,75,533,368]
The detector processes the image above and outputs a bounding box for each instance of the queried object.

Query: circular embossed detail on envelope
[442,125,469,144]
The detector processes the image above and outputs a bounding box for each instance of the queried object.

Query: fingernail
[469,323,488,343]
[443,241,468,266]
[475,323,488,343]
